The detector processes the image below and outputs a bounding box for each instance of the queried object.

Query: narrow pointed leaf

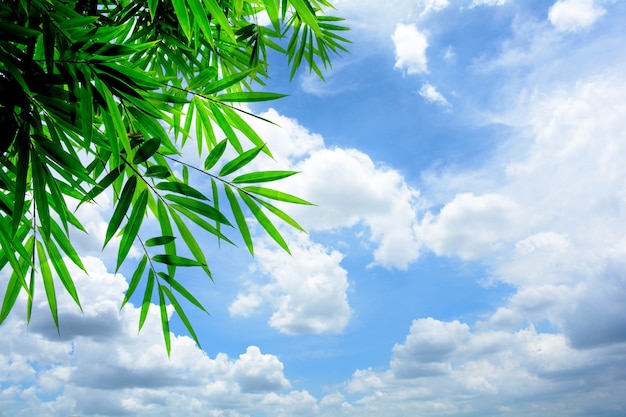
[204,139,228,171]
[161,285,201,348]
[155,181,208,200]
[240,191,290,253]
[117,188,149,271]
[242,186,314,205]
[219,146,265,177]
[165,194,231,225]
[37,240,59,331]
[138,268,155,332]
[105,176,136,247]
[225,185,253,254]
[145,236,177,247]
[122,255,147,308]
[133,137,161,164]
[157,285,171,356]
[152,254,204,267]
[232,171,298,184]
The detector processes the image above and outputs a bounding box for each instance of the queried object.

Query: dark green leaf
[133,138,161,164]
[145,166,171,178]
[157,285,171,356]
[117,188,149,271]
[152,254,204,267]
[217,92,287,102]
[155,181,208,200]
[145,236,177,247]
[105,175,136,247]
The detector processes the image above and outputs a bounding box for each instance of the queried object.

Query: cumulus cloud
[417,193,521,260]
[469,0,509,7]
[249,110,423,270]
[230,233,352,335]
[548,0,606,32]
[392,23,429,75]
[343,318,626,416]
[0,257,307,417]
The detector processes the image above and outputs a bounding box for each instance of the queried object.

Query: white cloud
[548,0,606,32]
[0,257,311,417]
[392,23,429,75]
[249,110,424,270]
[231,232,351,335]
[342,319,626,416]
[419,82,450,106]
[417,193,521,260]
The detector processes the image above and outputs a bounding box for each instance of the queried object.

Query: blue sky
[2,0,626,416]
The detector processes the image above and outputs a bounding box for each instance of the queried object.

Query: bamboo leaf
[241,186,314,205]
[239,191,290,253]
[203,139,228,171]
[42,234,82,310]
[37,240,59,331]
[216,92,287,102]
[133,137,161,164]
[152,254,204,267]
[105,175,136,247]
[232,171,298,184]
[138,268,155,332]
[155,181,208,200]
[165,194,232,225]
[219,146,265,177]
[169,210,212,278]
[157,285,171,356]
[122,254,147,309]
[161,285,202,348]
[225,185,253,254]
[117,188,149,271]
[145,165,171,178]
[145,236,177,247]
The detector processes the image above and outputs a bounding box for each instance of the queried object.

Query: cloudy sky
[2,0,626,416]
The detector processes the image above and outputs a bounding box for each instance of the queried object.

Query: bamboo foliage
[0,0,349,355]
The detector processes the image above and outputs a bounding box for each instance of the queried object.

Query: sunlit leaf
[232,171,298,184]
[219,145,265,177]
[241,186,314,205]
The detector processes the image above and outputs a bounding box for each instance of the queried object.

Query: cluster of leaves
[0,0,348,354]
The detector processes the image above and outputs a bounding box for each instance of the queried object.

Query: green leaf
[216,92,287,102]
[50,219,86,271]
[167,204,234,245]
[225,185,253,255]
[204,139,228,171]
[232,171,298,184]
[105,175,136,247]
[37,240,59,331]
[240,191,290,254]
[145,236,177,247]
[152,254,204,267]
[203,69,254,95]
[133,138,161,164]
[117,188,149,271]
[171,0,191,40]
[161,285,202,348]
[169,210,212,278]
[31,154,51,239]
[219,146,265,177]
[42,235,82,310]
[157,285,171,356]
[155,181,208,200]
[145,165,171,178]
[138,268,155,332]
[79,165,124,207]
[122,254,147,309]
[241,186,314,205]
[159,273,209,315]
[255,197,307,232]
[165,194,232,225]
